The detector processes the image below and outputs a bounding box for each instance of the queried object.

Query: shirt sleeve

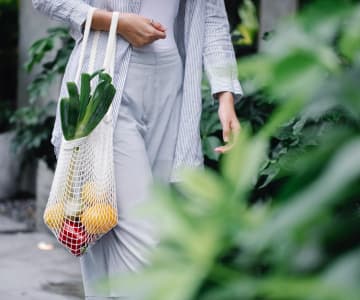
[32,0,93,43]
[203,0,244,106]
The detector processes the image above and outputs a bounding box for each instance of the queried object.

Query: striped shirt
[31,0,244,182]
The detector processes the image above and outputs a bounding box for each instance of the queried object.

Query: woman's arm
[32,0,91,43]
[32,0,167,47]
[203,0,244,106]
[203,0,243,153]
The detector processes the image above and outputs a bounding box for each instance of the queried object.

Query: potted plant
[9,26,74,230]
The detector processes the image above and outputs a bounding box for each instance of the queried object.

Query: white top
[134,0,181,51]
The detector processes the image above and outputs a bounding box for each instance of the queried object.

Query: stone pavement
[0,215,84,300]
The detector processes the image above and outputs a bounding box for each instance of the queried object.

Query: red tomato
[58,219,88,256]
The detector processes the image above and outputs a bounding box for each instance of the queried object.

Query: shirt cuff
[204,58,244,106]
[210,80,244,107]
[68,2,93,43]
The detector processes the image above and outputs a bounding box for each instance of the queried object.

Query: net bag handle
[102,11,119,122]
[74,8,119,80]
[103,11,119,78]
[70,8,119,130]
[75,7,96,83]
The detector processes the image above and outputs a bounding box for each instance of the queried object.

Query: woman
[32,0,243,298]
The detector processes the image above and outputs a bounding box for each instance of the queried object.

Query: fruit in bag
[58,219,89,256]
[44,203,65,230]
[81,203,117,234]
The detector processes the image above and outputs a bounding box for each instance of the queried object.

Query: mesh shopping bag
[44,9,120,257]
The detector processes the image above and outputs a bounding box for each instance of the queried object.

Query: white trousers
[79,46,184,299]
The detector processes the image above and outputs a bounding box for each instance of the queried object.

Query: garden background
[0,0,359,299]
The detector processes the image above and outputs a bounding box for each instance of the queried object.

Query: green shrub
[10,27,74,171]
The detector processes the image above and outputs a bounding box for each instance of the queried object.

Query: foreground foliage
[97,1,360,299]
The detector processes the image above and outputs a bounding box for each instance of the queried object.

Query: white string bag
[44,9,119,257]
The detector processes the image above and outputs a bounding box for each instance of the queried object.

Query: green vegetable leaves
[60,70,116,140]
[77,73,91,123]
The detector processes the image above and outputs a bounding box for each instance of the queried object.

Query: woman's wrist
[92,9,111,31]
[92,9,126,35]
[216,91,235,106]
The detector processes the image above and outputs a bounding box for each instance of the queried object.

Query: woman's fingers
[221,117,240,143]
[119,14,167,47]
[231,118,241,143]
[150,19,167,31]
[214,143,234,153]
[222,120,231,143]
[150,26,166,39]
[143,18,166,40]
[214,117,242,154]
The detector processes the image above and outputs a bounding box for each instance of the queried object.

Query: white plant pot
[36,158,55,232]
[0,130,21,199]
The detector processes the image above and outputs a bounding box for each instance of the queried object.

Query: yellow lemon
[43,202,65,230]
[81,204,117,234]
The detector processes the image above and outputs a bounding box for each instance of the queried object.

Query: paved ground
[0,214,28,233]
[0,215,84,300]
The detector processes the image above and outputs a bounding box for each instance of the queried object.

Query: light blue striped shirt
[32,0,244,182]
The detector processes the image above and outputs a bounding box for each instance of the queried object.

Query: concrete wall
[18,0,62,107]
[259,0,298,51]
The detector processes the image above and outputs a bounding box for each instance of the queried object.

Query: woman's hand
[214,91,241,154]
[117,13,167,47]
[92,10,167,48]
